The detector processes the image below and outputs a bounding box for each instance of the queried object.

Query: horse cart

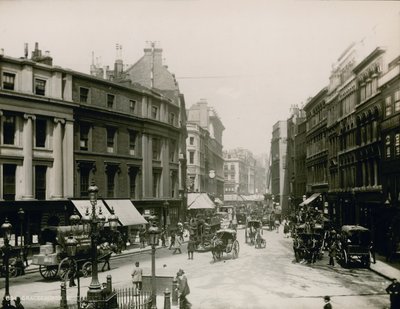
[245,220,262,245]
[210,229,240,262]
[32,225,117,280]
[337,225,371,268]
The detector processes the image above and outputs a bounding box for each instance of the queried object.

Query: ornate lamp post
[1,218,13,308]
[86,182,102,303]
[148,225,160,309]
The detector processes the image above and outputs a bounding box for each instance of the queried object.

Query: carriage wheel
[232,240,239,259]
[58,257,76,281]
[39,265,58,279]
[81,261,92,278]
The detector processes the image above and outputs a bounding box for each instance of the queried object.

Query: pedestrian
[139,227,146,249]
[173,235,182,254]
[386,278,400,309]
[176,269,191,309]
[14,297,24,309]
[169,231,176,250]
[370,240,376,264]
[160,228,167,247]
[131,261,143,294]
[69,259,77,287]
[328,240,337,266]
[23,244,30,267]
[323,295,332,309]
[283,221,290,238]
[187,236,195,260]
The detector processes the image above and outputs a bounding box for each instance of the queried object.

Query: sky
[1,0,399,155]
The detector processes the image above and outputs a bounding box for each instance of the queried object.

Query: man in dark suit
[176,269,191,309]
[386,278,400,309]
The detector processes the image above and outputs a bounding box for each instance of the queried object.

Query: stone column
[63,120,74,197]
[22,114,35,200]
[52,118,65,199]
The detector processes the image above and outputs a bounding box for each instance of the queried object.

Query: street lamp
[148,225,160,309]
[17,208,25,275]
[1,218,13,308]
[86,182,103,303]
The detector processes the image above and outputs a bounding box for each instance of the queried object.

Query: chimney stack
[24,43,28,58]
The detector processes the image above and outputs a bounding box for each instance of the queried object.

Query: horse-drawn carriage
[210,229,240,262]
[32,225,118,280]
[293,230,324,263]
[245,219,263,245]
[337,225,371,268]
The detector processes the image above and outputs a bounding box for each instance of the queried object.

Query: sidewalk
[370,254,400,281]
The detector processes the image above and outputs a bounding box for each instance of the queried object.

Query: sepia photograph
[0,0,400,308]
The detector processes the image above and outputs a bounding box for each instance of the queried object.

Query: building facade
[186,99,225,199]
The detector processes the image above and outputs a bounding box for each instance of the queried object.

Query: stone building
[186,99,225,199]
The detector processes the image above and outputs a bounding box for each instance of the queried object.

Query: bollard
[164,288,171,309]
[107,274,112,292]
[172,278,178,306]
[60,281,67,309]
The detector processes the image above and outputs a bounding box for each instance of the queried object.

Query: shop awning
[187,193,216,210]
[299,193,321,207]
[71,199,113,219]
[104,199,147,226]
[214,197,224,205]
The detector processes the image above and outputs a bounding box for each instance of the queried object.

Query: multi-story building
[378,54,400,250]
[186,99,225,199]
[303,88,329,211]
[254,153,268,196]
[292,110,307,210]
[113,42,188,220]
[0,43,76,242]
[0,42,186,244]
[223,148,256,196]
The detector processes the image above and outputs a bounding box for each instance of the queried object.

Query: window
[152,138,160,160]
[35,165,47,200]
[189,136,194,145]
[129,131,137,156]
[151,106,158,119]
[2,72,16,90]
[189,151,194,164]
[396,133,400,157]
[80,125,90,151]
[129,168,139,198]
[107,171,115,197]
[3,164,16,201]
[3,115,15,145]
[130,100,136,113]
[107,128,116,153]
[80,169,90,197]
[386,135,391,158]
[386,96,392,116]
[169,139,176,162]
[80,88,89,103]
[170,171,177,197]
[107,94,115,108]
[169,113,175,125]
[395,90,400,113]
[35,119,47,148]
[35,78,46,96]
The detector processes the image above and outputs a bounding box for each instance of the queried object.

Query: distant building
[186,99,225,199]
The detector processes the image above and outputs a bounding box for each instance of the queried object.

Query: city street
[3,227,391,309]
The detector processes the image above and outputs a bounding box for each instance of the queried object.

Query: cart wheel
[82,261,92,278]
[39,265,58,279]
[58,258,76,280]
